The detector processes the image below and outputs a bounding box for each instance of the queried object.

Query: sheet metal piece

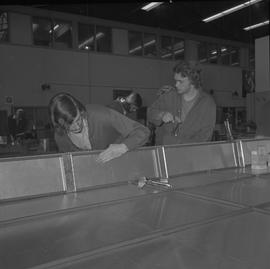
[0,155,65,200]
[163,141,237,177]
[0,192,238,269]
[71,148,160,190]
[170,168,254,190]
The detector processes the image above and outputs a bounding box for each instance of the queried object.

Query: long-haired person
[49,92,150,163]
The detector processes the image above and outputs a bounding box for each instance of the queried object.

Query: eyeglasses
[66,114,84,133]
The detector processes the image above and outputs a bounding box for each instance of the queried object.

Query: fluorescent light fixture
[161,48,184,58]
[161,52,172,58]
[203,0,263,23]
[129,39,156,54]
[49,24,59,34]
[175,48,184,55]
[199,58,207,63]
[50,24,59,33]
[78,32,104,49]
[141,2,163,11]
[243,20,269,30]
[32,23,38,32]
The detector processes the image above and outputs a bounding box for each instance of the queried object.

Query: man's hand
[161,112,174,123]
[97,143,128,163]
[157,85,175,96]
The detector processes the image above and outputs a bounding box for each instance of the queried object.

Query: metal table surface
[1,167,270,269]
[53,212,270,269]
[182,174,270,206]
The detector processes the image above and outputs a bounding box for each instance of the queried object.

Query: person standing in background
[107,92,142,117]
[8,108,28,144]
[147,60,216,145]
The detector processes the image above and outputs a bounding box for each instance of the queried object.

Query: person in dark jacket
[49,92,150,163]
[147,60,216,145]
[8,108,28,143]
[108,92,142,117]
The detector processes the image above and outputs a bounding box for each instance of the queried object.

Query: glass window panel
[208,43,219,64]
[143,33,157,57]
[160,36,173,59]
[53,20,72,49]
[0,11,8,42]
[32,16,53,46]
[78,23,95,51]
[220,45,230,65]
[198,42,208,63]
[96,25,112,53]
[128,31,143,56]
[231,46,239,66]
[173,37,184,60]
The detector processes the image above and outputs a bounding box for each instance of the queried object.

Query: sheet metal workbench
[0,139,270,269]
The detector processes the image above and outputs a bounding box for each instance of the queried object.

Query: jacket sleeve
[104,108,150,150]
[54,133,65,153]
[147,94,167,126]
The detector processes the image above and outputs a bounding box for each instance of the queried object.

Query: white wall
[0,43,244,111]
[202,64,244,107]
[255,36,270,92]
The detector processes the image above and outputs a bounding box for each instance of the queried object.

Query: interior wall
[202,64,244,107]
[0,7,247,114]
[0,43,244,113]
[0,44,90,109]
[255,35,270,92]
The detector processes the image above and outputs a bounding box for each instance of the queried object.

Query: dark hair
[49,92,86,133]
[173,60,202,89]
[126,92,142,108]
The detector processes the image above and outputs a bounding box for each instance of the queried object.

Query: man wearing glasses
[147,60,216,145]
[49,92,150,163]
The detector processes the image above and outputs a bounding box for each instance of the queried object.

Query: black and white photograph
[0,1,269,268]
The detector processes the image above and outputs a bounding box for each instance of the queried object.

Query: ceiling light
[141,2,163,11]
[161,48,184,58]
[175,48,184,55]
[243,20,269,30]
[32,23,39,32]
[203,0,263,23]
[78,32,104,49]
[129,39,156,54]
[49,24,59,34]
[161,52,172,58]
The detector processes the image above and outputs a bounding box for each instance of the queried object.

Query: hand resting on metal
[97,143,128,163]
